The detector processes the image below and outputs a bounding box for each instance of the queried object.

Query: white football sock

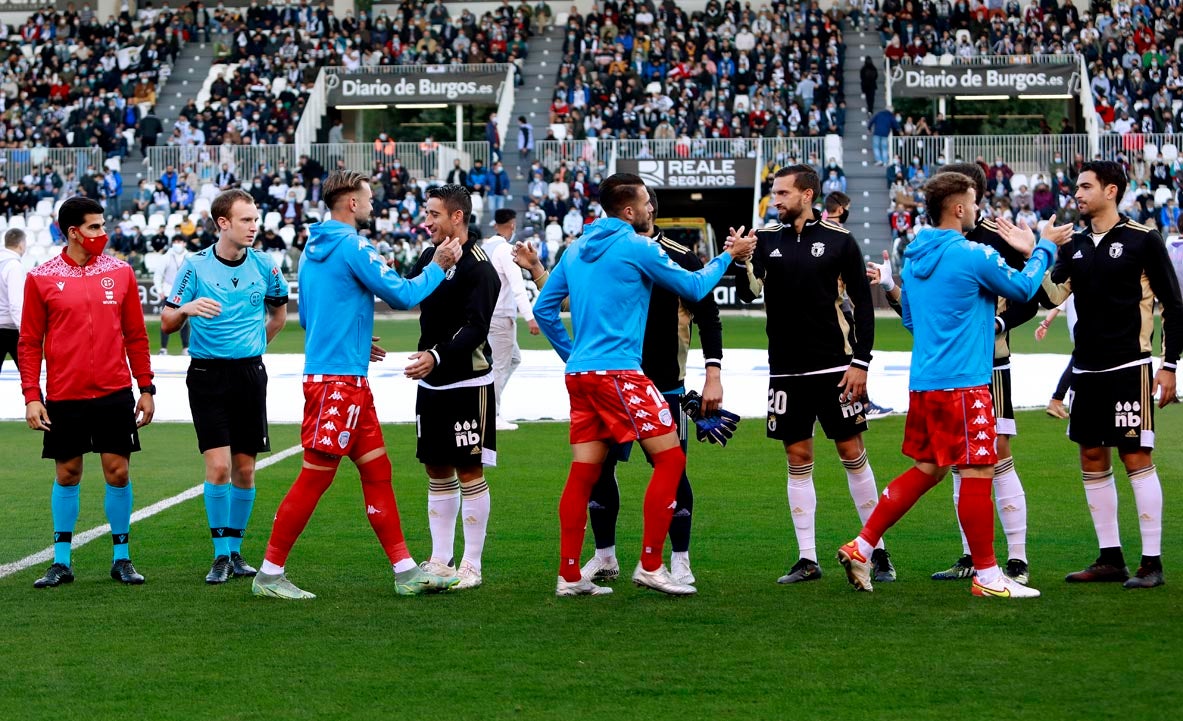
[671,551,690,568]
[393,558,417,573]
[460,477,490,572]
[975,564,1002,585]
[952,468,971,556]
[787,463,817,562]
[1129,465,1163,557]
[1082,469,1121,549]
[993,457,1028,562]
[595,545,616,560]
[427,475,460,565]
[842,451,884,550]
[260,560,283,575]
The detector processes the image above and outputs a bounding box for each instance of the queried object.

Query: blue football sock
[105,482,133,561]
[51,482,81,566]
[204,482,231,557]
[227,486,256,555]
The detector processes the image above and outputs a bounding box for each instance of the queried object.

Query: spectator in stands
[446,159,468,187]
[869,107,897,166]
[518,116,534,159]
[489,160,511,215]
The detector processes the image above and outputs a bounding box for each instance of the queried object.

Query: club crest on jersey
[445,267,457,280]
[100,277,115,290]
[659,408,673,426]
[811,242,825,257]
[337,431,351,448]
[767,414,777,432]
[1109,242,1123,258]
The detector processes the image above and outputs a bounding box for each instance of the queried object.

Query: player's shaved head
[323,171,369,210]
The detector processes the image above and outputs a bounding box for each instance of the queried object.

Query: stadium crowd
[550,0,849,145]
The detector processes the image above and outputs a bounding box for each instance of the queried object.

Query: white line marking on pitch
[0,445,303,580]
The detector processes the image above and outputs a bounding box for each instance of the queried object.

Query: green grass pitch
[0,409,1179,720]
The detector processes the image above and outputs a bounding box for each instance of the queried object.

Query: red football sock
[559,461,601,582]
[956,475,997,571]
[264,452,339,567]
[859,466,941,548]
[641,446,686,572]
[357,454,410,565]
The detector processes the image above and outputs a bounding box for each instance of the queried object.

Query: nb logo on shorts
[1114,401,1142,428]
[455,419,480,448]
[840,400,865,419]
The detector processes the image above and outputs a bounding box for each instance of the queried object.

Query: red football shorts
[901,386,998,467]
[566,371,676,445]
[300,375,384,458]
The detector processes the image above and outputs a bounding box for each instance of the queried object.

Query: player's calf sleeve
[560,462,602,581]
[427,475,460,564]
[668,471,693,554]
[204,482,232,558]
[1128,465,1163,558]
[951,468,970,556]
[992,457,1027,562]
[641,447,685,572]
[842,452,883,549]
[956,475,997,572]
[588,458,621,550]
[227,485,257,555]
[358,454,410,565]
[787,463,817,562]
[104,482,133,562]
[264,452,340,567]
[460,478,490,571]
[1082,468,1121,550]
[860,467,940,548]
[51,482,80,566]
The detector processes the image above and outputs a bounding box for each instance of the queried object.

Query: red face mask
[78,232,109,256]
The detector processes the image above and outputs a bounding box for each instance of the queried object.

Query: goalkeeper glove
[680,391,740,446]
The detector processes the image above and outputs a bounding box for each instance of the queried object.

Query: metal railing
[322,63,512,78]
[148,142,492,184]
[891,135,1094,177]
[1097,133,1183,161]
[533,140,615,175]
[0,147,103,184]
[893,54,1079,67]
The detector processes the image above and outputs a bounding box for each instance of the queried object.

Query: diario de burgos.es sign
[325,69,505,105]
[889,62,1079,98]
[616,159,757,189]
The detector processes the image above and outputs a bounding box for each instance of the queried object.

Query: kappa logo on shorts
[325,406,340,417]
[975,431,991,440]
[455,419,481,448]
[974,447,991,457]
[1114,401,1142,429]
[972,399,986,409]
[973,414,988,426]
[319,435,332,446]
[640,422,657,432]
[658,408,673,426]
[635,409,652,419]
[329,391,345,401]
[622,382,637,391]
[337,431,351,448]
[322,421,338,431]
[627,394,644,406]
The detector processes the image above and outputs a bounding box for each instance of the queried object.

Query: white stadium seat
[147,213,166,230]
[36,229,53,247]
[1010,173,1028,190]
[8,216,25,230]
[1162,143,1179,164]
[1143,143,1159,162]
[35,198,54,217]
[277,225,296,246]
[1154,187,1173,206]
[264,212,282,231]
[131,213,148,229]
[26,215,45,232]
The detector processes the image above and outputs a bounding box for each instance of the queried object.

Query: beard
[777,205,800,225]
[630,217,652,234]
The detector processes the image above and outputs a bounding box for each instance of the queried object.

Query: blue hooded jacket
[299,219,444,376]
[900,227,1055,391]
[534,217,733,372]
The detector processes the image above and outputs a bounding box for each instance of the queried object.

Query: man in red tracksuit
[19,196,156,589]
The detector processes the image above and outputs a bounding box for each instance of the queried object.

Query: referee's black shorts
[187,356,271,455]
[42,388,141,460]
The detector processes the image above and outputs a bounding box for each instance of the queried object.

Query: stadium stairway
[506,25,565,209]
[841,27,894,263]
[135,40,221,180]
